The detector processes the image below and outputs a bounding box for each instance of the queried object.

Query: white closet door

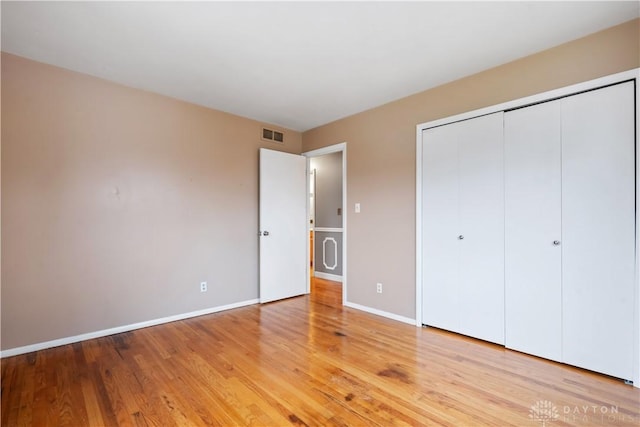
[457,113,505,344]
[562,81,635,380]
[422,125,460,331]
[504,101,562,361]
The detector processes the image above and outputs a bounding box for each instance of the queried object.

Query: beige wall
[1,53,301,350]
[302,19,640,319]
[2,19,639,351]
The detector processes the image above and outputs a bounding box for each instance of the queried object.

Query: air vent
[262,127,284,143]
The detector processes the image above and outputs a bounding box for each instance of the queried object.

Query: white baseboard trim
[0,298,259,358]
[344,301,415,325]
[314,272,343,282]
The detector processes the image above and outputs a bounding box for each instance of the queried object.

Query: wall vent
[262,127,284,143]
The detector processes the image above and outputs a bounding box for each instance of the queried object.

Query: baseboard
[344,301,415,325]
[314,271,343,282]
[0,298,259,358]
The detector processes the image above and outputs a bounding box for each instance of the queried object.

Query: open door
[259,148,308,303]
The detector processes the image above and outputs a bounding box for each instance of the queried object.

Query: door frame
[416,68,640,387]
[303,142,347,304]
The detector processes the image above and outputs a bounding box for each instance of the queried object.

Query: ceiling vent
[262,127,284,143]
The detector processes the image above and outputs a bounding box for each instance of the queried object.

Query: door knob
[458,235,464,240]
[553,240,560,245]
[263,231,270,236]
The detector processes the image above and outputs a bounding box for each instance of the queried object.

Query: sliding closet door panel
[504,101,562,361]
[422,125,459,331]
[561,81,635,380]
[458,112,505,344]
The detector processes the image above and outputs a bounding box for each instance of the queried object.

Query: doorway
[304,143,347,304]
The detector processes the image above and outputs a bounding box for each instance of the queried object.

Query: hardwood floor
[2,278,639,426]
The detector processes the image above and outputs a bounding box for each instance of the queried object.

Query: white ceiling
[2,2,638,131]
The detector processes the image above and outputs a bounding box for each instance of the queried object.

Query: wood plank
[2,278,639,426]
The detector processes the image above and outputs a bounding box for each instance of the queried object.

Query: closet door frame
[415,68,640,388]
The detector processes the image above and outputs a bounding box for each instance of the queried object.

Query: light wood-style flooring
[2,278,639,426]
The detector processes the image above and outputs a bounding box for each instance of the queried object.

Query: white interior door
[259,148,308,303]
[457,113,505,345]
[504,100,562,361]
[422,124,460,332]
[561,82,635,380]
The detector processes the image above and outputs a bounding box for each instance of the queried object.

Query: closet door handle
[458,235,464,240]
[553,240,560,246]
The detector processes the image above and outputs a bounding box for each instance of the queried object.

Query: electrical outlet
[200,281,208,292]
[376,283,382,294]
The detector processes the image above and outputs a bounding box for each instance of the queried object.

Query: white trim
[303,142,348,306]
[415,122,423,327]
[344,301,415,325]
[342,146,347,305]
[0,299,259,358]
[314,227,343,232]
[304,142,347,158]
[635,74,640,388]
[307,163,312,295]
[314,271,343,282]
[416,68,640,388]
[322,237,338,270]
